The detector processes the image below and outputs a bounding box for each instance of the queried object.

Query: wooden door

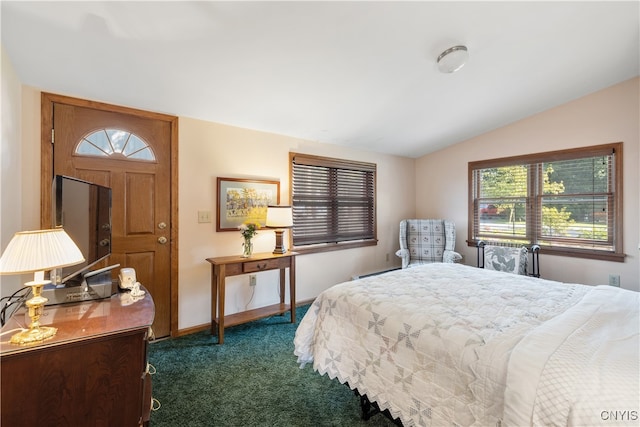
[40,93,178,338]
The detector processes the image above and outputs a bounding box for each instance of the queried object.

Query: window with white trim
[290,153,377,253]
[468,142,623,261]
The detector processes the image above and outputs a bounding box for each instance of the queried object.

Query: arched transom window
[76,129,156,161]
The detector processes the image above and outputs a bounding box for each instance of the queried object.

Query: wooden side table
[206,252,297,344]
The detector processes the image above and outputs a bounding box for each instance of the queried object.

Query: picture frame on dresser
[216,177,280,232]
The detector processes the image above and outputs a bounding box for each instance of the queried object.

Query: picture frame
[216,177,280,232]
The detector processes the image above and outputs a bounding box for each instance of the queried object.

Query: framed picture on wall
[216,177,280,232]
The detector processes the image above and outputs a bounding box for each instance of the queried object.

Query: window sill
[292,239,377,255]
[541,246,626,262]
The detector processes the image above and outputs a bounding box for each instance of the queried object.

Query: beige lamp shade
[265,206,293,229]
[0,228,85,275]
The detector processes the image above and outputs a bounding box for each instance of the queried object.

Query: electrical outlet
[385,253,389,262]
[249,275,257,286]
[608,274,620,287]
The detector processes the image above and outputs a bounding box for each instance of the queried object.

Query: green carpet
[148,305,396,427]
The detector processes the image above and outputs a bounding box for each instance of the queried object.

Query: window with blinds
[290,153,376,251]
[468,142,623,261]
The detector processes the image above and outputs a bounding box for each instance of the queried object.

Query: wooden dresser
[0,288,155,426]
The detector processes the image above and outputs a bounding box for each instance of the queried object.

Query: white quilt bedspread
[293,263,597,426]
[504,285,639,426]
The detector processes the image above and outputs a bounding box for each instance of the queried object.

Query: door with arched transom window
[41,93,177,338]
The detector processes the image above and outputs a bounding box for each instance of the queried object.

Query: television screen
[52,175,112,284]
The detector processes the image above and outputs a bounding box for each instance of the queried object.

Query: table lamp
[265,206,293,254]
[0,228,84,344]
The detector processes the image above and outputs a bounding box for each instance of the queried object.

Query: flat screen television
[52,175,112,285]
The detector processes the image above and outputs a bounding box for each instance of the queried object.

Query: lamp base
[10,279,58,345]
[10,325,57,345]
[272,229,287,255]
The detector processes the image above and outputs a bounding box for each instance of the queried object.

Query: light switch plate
[198,210,212,223]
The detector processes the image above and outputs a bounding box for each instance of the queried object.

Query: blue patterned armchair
[395,219,462,269]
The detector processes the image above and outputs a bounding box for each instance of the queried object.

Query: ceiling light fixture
[437,45,468,73]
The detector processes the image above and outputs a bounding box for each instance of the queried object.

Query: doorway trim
[40,92,180,337]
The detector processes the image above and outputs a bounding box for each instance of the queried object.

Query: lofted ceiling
[2,1,638,158]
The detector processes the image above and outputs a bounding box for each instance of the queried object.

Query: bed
[294,263,639,426]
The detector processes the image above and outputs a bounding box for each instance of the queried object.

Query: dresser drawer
[243,257,290,273]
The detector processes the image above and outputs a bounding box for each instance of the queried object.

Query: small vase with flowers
[238,221,260,258]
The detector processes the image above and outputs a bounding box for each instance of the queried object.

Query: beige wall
[416,77,640,291]
[0,46,23,294]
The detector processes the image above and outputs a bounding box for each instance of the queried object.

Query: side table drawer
[243,257,290,273]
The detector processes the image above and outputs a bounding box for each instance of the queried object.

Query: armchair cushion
[407,220,446,262]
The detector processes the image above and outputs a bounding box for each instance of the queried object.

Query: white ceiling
[2,1,638,158]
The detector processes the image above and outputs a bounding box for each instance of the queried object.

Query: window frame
[467,142,624,262]
[289,152,377,254]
